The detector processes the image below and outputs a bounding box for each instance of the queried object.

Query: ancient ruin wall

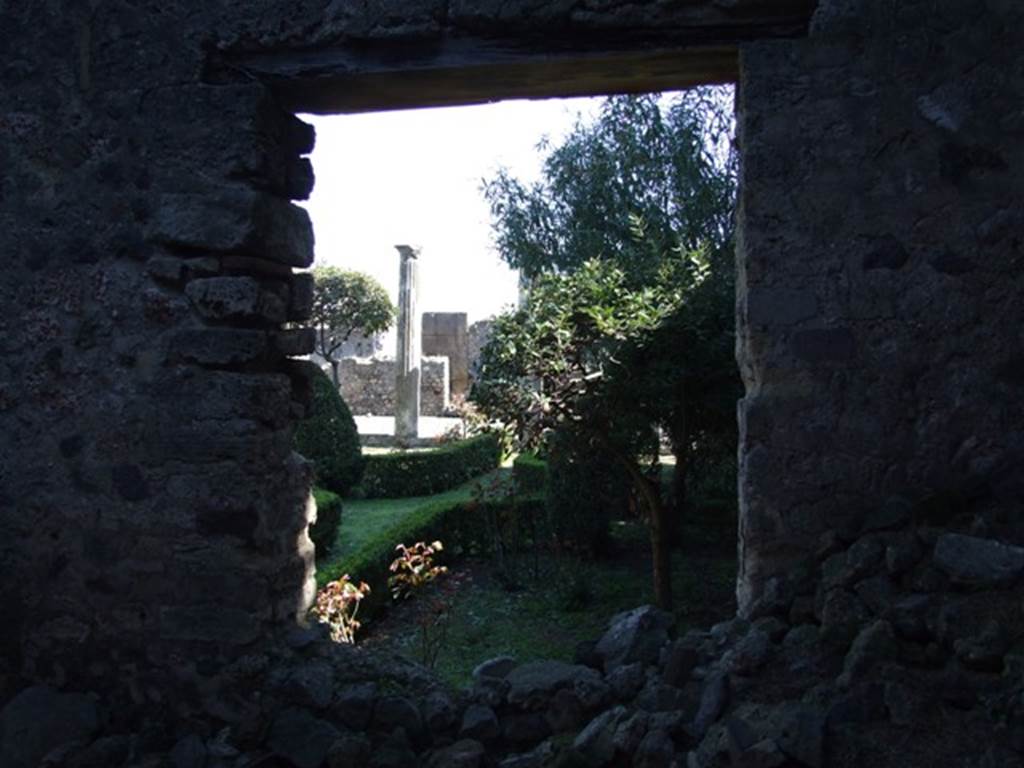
[0,3,327,698]
[422,312,469,397]
[734,0,1024,608]
[0,0,820,704]
[340,356,451,417]
[2,0,1020,716]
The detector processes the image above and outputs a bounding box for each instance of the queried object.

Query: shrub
[310,488,343,556]
[389,541,452,667]
[545,430,630,555]
[318,491,545,618]
[294,368,365,496]
[512,452,547,495]
[357,433,502,499]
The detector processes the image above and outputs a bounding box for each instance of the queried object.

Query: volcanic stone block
[272,328,316,357]
[289,272,315,320]
[422,311,469,396]
[149,188,313,268]
[169,328,267,366]
[186,276,262,320]
[933,533,1024,586]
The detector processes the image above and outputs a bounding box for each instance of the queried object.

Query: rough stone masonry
[0,0,1021,763]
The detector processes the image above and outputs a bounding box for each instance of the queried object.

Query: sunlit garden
[295,89,741,685]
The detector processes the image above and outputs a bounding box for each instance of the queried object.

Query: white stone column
[394,245,421,441]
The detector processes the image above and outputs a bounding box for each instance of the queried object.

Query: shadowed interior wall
[735,0,1024,608]
[1,0,1018,704]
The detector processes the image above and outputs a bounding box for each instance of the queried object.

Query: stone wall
[0,3,322,702]
[467,318,495,389]
[422,312,469,397]
[1,0,1021,751]
[734,0,1024,609]
[340,356,450,417]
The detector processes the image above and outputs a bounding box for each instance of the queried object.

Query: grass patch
[315,467,511,586]
[315,454,737,689]
[328,485,474,562]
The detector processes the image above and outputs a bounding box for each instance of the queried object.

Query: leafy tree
[310,267,395,386]
[473,258,712,608]
[475,90,741,607]
[483,90,736,284]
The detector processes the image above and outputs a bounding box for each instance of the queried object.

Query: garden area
[297,88,743,687]
[307,433,737,686]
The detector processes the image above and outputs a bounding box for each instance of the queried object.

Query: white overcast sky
[299,97,603,326]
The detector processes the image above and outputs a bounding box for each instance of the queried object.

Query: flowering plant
[312,575,371,644]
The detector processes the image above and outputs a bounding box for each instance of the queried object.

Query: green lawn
[361,515,737,687]
[316,456,738,688]
[318,467,510,567]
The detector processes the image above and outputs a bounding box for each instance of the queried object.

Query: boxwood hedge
[512,452,547,494]
[294,368,365,496]
[356,433,502,499]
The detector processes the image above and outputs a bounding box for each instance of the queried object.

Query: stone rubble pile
[4,509,1024,768]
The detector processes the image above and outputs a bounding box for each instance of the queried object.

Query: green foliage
[310,488,343,556]
[483,91,736,282]
[294,368,365,495]
[545,430,631,556]
[476,89,741,521]
[472,259,680,454]
[552,562,598,612]
[410,514,738,688]
[357,434,501,499]
[512,452,547,495]
[388,541,451,667]
[310,266,395,383]
[475,91,740,609]
[686,449,739,516]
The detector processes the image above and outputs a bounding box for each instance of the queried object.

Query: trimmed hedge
[318,491,545,618]
[357,433,502,499]
[295,368,365,496]
[512,452,547,494]
[310,488,343,557]
[546,430,629,555]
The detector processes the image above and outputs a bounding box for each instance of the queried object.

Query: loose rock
[933,533,1024,586]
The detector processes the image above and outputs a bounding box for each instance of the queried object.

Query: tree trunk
[669,445,687,547]
[648,490,673,610]
[329,359,340,388]
[604,440,673,610]
[667,393,688,547]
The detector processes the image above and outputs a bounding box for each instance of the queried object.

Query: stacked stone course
[1,0,1022,763]
[340,356,451,417]
[11,504,1024,766]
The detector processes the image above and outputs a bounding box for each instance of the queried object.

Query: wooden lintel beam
[213,3,815,114]
[237,46,740,114]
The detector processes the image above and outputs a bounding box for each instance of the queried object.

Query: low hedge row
[512,452,547,494]
[310,488,343,556]
[317,491,545,618]
[356,433,502,499]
